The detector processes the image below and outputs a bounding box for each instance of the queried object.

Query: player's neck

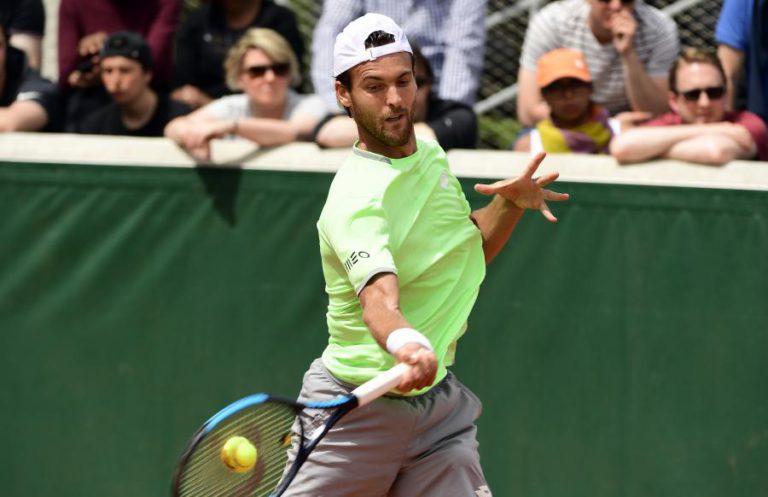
[357,131,417,160]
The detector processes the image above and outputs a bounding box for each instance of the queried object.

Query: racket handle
[351,363,409,407]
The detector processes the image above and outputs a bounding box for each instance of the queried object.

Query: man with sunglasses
[517,0,679,127]
[610,47,767,164]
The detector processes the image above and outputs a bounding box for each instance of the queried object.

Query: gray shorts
[282,358,492,497]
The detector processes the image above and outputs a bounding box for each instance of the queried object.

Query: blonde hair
[669,47,726,93]
[224,28,300,90]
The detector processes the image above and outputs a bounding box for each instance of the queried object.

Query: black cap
[100,31,153,70]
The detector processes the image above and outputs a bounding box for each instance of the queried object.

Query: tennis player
[284,13,568,497]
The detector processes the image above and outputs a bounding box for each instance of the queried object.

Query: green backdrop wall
[1,161,766,496]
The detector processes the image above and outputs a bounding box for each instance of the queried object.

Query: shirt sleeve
[519,6,560,72]
[436,0,487,106]
[16,69,61,127]
[733,111,768,160]
[310,0,364,112]
[321,198,397,296]
[715,0,751,50]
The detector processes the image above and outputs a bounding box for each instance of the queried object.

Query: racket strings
[177,402,297,497]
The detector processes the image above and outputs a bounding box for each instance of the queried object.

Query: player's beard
[354,104,414,148]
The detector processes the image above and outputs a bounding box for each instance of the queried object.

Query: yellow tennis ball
[220,436,257,473]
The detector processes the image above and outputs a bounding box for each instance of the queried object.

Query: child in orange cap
[514,48,622,154]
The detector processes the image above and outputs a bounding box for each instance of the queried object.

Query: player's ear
[336,80,353,117]
[336,80,352,110]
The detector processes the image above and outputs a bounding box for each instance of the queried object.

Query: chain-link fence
[287,0,722,149]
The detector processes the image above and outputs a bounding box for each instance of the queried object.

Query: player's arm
[470,152,569,264]
[358,273,437,392]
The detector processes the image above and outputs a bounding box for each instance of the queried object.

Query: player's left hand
[473,152,569,223]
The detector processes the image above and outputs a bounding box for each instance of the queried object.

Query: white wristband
[386,328,433,354]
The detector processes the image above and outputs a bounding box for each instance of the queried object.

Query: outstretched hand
[474,152,569,222]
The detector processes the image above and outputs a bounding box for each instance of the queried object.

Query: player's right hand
[394,343,437,392]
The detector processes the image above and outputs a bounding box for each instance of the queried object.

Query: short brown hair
[669,47,726,93]
[224,28,300,90]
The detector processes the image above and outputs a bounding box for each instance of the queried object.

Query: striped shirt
[520,0,679,114]
[310,0,487,111]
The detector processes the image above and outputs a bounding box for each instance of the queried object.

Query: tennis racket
[171,363,409,497]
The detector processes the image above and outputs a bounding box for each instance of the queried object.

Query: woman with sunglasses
[610,47,767,164]
[165,28,326,161]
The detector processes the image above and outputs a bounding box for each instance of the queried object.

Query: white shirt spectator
[205,90,328,123]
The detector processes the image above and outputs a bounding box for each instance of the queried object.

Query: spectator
[77,32,191,137]
[172,0,304,110]
[7,0,44,71]
[58,0,181,129]
[0,19,60,132]
[610,47,768,164]
[165,28,326,161]
[716,0,767,123]
[310,0,486,112]
[314,44,477,150]
[514,48,624,154]
[517,0,679,126]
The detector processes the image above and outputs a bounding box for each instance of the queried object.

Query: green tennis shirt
[317,139,485,394]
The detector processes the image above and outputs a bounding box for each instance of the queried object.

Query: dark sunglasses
[243,63,290,78]
[678,86,726,102]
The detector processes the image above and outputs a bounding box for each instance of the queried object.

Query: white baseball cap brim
[333,13,413,77]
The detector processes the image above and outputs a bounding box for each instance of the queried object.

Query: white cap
[332,13,412,77]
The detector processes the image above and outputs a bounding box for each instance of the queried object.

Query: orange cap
[536,48,592,89]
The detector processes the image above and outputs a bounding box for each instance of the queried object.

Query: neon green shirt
[317,139,485,393]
